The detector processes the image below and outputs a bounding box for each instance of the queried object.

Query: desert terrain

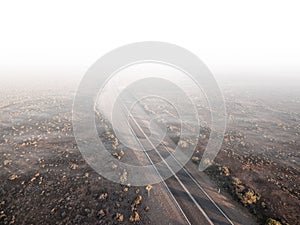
[0,81,299,225]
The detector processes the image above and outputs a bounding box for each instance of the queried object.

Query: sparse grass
[191,156,200,164]
[178,140,189,148]
[219,166,230,176]
[129,211,140,222]
[120,169,128,184]
[237,188,261,206]
[265,218,284,225]
[204,163,280,224]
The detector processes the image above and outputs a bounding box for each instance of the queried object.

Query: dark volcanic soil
[0,138,151,225]
[0,84,299,225]
[197,85,300,225]
[0,90,153,225]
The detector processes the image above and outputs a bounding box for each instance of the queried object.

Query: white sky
[0,1,300,84]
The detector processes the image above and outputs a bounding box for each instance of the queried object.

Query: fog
[1,69,299,92]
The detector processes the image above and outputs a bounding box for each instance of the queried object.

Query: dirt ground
[0,85,299,225]
[199,85,300,225]
[0,90,153,225]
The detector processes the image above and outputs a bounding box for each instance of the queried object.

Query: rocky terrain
[0,89,153,225]
[0,83,299,225]
[195,85,300,225]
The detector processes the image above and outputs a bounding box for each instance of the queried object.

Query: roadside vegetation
[201,163,290,225]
